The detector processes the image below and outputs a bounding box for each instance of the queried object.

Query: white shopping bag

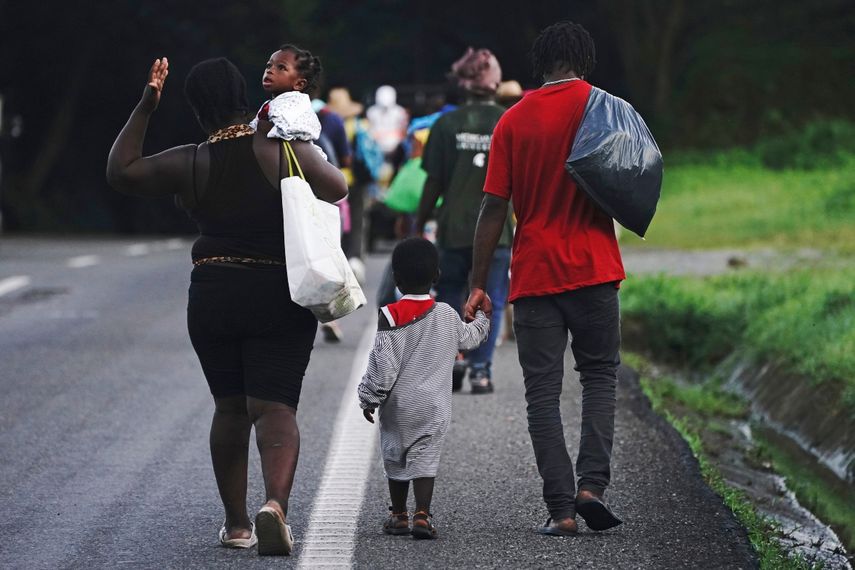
[280,142,366,322]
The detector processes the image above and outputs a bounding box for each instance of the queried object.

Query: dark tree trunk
[599,0,686,118]
[22,36,96,198]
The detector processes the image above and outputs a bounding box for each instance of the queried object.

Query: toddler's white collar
[400,294,432,301]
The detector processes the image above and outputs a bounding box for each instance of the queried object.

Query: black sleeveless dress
[185,135,317,408]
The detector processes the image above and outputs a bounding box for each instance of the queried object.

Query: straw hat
[327,87,364,119]
[497,80,523,99]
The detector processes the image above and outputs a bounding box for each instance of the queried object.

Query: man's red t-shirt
[483,80,625,302]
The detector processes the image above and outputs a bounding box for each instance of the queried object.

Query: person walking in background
[313,97,352,171]
[415,48,513,394]
[367,85,409,185]
[373,87,459,307]
[358,237,489,540]
[465,21,625,535]
[327,86,380,277]
[106,56,347,555]
[312,94,354,343]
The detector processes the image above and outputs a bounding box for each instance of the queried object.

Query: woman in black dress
[107,57,347,555]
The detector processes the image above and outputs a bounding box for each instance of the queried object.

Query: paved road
[0,237,757,569]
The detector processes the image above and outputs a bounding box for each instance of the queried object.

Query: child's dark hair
[279,44,322,94]
[184,57,249,130]
[392,238,439,291]
[530,21,596,80]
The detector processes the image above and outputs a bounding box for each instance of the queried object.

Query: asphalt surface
[0,236,757,569]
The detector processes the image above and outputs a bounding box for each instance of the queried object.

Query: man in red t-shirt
[465,21,624,536]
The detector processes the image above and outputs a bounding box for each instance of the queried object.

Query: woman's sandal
[411,510,437,540]
[255,505,294,556]
[218,522,258,548]
[383,507,411,535]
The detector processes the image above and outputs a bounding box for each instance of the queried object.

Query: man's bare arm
[464,193,509,320]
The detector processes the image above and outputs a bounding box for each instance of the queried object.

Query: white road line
[0,275,31,297]
[66,255,100,269]
[125,239,185,257]
[125,243,150,257]
[298,322,377,569]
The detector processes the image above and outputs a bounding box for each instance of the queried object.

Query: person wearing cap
[415,48,514,394]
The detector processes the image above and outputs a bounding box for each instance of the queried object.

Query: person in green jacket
[415,48,514,394]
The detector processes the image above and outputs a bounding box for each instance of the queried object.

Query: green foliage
[623,145,855,252]
[754,120,855,171]
[663,2,855,149]
[640,374,748,419]
[622,269,855,415]
[666,120,855,172]
[824,182,855,218]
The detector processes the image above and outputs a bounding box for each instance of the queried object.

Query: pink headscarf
[449,48,502,96]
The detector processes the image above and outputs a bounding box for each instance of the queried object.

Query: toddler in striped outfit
[358,237,490,539]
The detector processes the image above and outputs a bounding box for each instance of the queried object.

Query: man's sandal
[575,491,623,531]
[537,517,578,536]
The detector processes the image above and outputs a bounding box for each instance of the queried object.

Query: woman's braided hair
[183,57,249,130]
[530,21,596,81]
[279,44,323,94]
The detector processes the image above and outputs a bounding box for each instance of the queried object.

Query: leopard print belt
[193,256,286,267]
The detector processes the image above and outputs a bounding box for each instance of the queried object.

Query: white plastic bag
[280,142,366,323]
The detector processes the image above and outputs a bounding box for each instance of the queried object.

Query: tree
[597,0,686,121]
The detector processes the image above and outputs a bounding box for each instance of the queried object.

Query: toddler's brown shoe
[411,510,437,540]
[382,507,410,535]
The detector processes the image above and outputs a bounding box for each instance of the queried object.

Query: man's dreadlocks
[530,21,596,81]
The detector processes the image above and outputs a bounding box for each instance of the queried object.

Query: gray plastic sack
[565,87,663,237]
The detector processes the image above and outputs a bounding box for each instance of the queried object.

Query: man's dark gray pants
[513,283,621,521]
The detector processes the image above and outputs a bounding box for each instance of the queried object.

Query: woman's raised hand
[141,57,169,113]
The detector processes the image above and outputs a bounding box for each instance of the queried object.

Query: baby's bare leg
[412,477,435,513]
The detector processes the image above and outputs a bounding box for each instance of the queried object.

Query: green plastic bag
[384,157,427,214]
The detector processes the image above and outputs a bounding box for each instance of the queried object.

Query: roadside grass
[627,353,819,569]
[620,154,855,253]
[623,353,747,420]
[618,126,854,567]
[620,267,855,417]
[753,429,855,555]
